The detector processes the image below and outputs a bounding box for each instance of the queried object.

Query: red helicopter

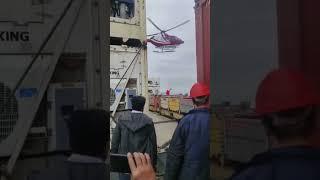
[146,18,190,53]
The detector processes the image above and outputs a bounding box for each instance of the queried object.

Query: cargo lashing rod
[111,45,145,118]
[0,0,84,178]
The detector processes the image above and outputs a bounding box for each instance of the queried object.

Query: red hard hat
[190,83,210,98]
[255,69,320,115]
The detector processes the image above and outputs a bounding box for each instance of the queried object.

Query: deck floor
[145,111,178,150]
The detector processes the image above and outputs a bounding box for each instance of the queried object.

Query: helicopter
[146,18,190,53]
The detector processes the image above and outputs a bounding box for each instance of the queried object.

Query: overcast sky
[146,0,197,95]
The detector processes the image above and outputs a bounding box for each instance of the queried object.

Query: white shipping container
[0,0,108,178]
[110,45,147,112]
[160,97,169,110]
[109,0,147,114]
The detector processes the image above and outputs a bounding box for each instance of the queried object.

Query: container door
[212,0,278,163]
[48,85,85,151]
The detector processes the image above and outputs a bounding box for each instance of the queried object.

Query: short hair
[262,106,316,142]
[131,96,146,111]
[192,96,209,106]
[68,109,109,159]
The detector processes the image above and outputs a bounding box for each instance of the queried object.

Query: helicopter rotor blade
[147,33,161,37]
[164,20,190,32]
[147,17,163,32]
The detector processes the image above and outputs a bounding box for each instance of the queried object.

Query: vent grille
[0,82,18,143]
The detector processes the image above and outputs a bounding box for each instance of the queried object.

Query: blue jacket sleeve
[164,119,189,180]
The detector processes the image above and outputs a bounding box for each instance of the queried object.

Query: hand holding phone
[128,153,156,180]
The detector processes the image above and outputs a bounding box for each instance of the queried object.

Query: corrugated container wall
[277,0,320,88]
[195,0,211,87]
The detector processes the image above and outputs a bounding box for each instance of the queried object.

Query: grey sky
[146,0,197,95]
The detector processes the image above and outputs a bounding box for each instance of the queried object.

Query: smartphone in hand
[110,153,131,173]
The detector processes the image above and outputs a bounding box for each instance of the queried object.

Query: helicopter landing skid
[153,50,175,53]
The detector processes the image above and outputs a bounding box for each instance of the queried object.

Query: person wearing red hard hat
[231,69,320,180]
[190,82,210,97]
[164,82,210,180]
[255,69,320,115]
[190,82,210,108]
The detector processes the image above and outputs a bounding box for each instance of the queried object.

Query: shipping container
[109,45,147,112]
[168,96,181,113]
[180,97,193,114]
[150,95,155,106]
[212,105,268,163]
[212,0,279,166]
[224,114,267,162]
[160,97,169,110]
[149,95,189,120]
[0,0,108,178]
[154,96,161,112]
[149,95,161,112]
[110,0,148,115]
[149,95,155,111]
[195,0,211,87]
[159,97,170,116]
[211,113,224,158]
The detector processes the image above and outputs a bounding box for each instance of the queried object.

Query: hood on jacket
[118,111,153,132]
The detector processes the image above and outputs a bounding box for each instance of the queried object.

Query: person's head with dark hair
[68,109,109,159]
[192,96,209,107]
[131,96,146,112]
[262,106,316,144]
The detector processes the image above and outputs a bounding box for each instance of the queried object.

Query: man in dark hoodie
[165,83,210,180]
[29,109,109,180]
[111,96,157,180]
